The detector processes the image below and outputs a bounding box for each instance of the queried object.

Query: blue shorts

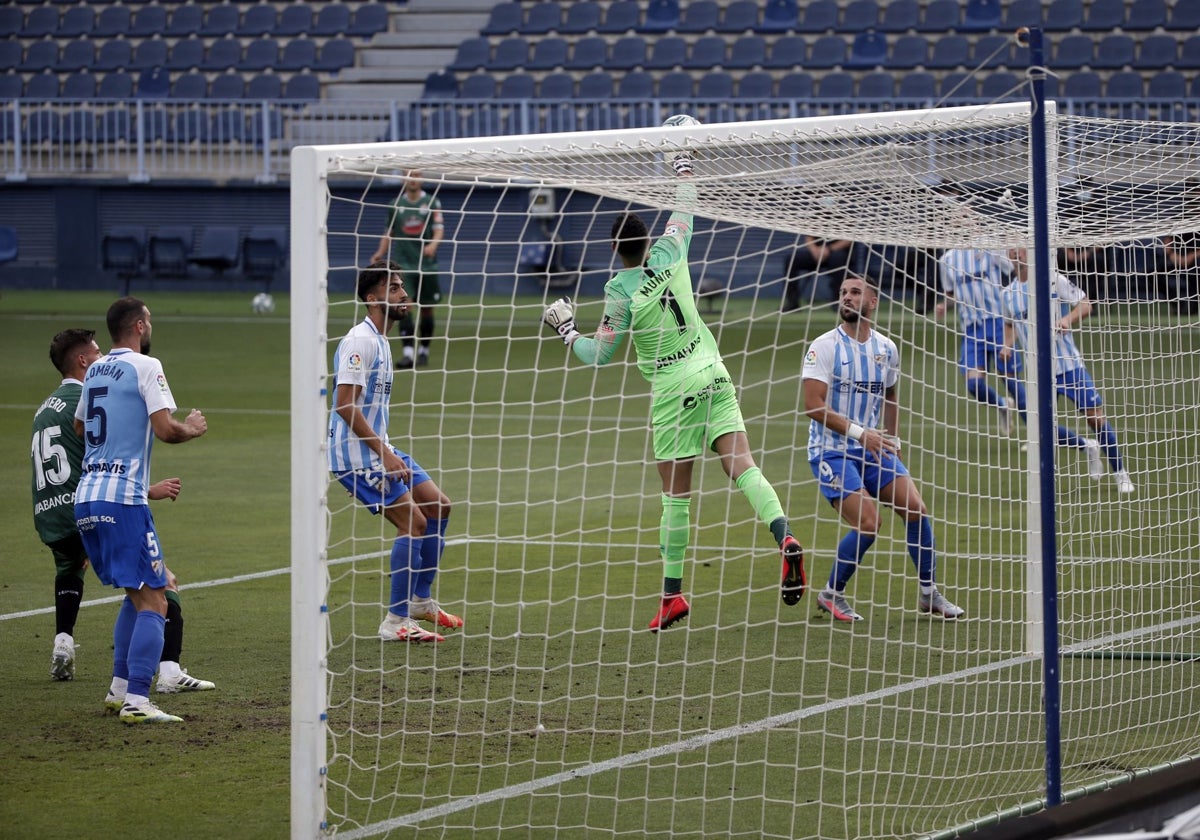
[1057,366,1103,409]
[810,449,910,503]
[334,447,430,514]
[75,501,169,590]
[960,319,1020,377]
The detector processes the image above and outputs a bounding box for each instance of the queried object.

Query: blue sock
[112,597,136,681]
[829,531,875,592]
[1057,426,1087,448]
[413,518,448,599]
[906,518,937,588]
[126,610,166,697]
[966,377,1004,407]
[1097,424,1124,471]
[388,537,416,617]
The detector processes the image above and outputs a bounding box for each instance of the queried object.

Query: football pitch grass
[1,290,1195,839]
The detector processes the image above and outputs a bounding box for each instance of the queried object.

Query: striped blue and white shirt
[802,324,900,460]
[1002,273,1088,376]
[328,318,393,473]
[939,248,1013,329]
[74,349,176,506]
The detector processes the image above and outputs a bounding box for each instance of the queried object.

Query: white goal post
[291,103,1200,839]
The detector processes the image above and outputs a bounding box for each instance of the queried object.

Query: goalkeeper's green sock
[660,494,690,587]
[735,467,788,543]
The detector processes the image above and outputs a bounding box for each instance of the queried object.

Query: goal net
[290,104,1200,839]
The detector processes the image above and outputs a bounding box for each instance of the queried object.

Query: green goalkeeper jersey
[31,380,85,545]
[572,204,721,388]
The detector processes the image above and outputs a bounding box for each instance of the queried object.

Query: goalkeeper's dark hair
[106,296,147,342]
[49,328,96,376]
[357,259,402,302]
[611,213,650,265]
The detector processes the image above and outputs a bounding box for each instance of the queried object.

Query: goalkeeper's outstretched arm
[541,295,630,366]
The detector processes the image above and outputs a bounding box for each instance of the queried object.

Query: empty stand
[165,4,203,37]
[686,36,727,69]
[759,0,799,32]
[95,5,132,38]
[150,226,194,278]
[1081,0,1125,30]
[796,0,839,32]
[522,2,561,35]
[598,0,640,33]
[560,2,601,34]
[539,72,575,99]
[808,35,847,68]
[278,39,318,72]
[26,72,60,99]
[727,35,767,69]
[879,0,920,31]
[647,36,688,70]
[1135,34,1178,69]
[199,4,240,38]
[841,0,880,32]
[765,35,807,69]
[642,0,681,33]
[617,70,654,98]
[858,71,895,99]
[211,72,245,100]
[697,70,734,98]
[607,36,646,70]
[95,39,133,72]
[918,0,960,31]
[21,5,58,38]
[58,6,95,38]
[818,71,855,99]
[487,37,528,72]
[972,34,1012,69]
[316,38,355,72]
[676,0,720,33]
[57,40,95,74]
[980,71,1022,100]
[1107,71,1145,99]
[577,71,613,99]
[737,71,774,99]
[928,35,970,69]
[719,1,760,33]
[284,74,320,100]
[1094,34,1136,69]
[98,71,133,99]
[459,73,496,99]
[1168,1,1200,29]
[188,226,241,275]
[449,37,490,73]
[1125,0,1167,30]
[529,36,569,70]
[897,71,937,100]
[347,3,388,38]
[20,41,59,74]
[1055,35,1094,70]
[62,72,96,99]
[103,225,147,294]
[275,4,312,37]
[960,0,1002,31]
[778,71,814,99]
[240,38,280,72]
[203,38,243,73]
[886,35,928,69]
[482,1,522,36]
[167,39,205,72]
[568,36,608,70]
[243,226,287,290]
[1003,0,1043,28]
[498,73,535,99]
[246,73,283,100]
[238,4,277,37]
[846,31,887,69]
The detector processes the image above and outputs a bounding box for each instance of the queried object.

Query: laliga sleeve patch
[347,352,363,371]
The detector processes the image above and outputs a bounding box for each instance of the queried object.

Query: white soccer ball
[251,292,275,314]
[663,114,701,128]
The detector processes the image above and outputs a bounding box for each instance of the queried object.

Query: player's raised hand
[542,297,580,346]
[671,154,693,176]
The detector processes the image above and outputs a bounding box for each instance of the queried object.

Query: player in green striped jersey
[542,151,805,631]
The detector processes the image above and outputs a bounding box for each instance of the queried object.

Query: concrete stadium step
[323,80,426,102]
[359,47,457,70]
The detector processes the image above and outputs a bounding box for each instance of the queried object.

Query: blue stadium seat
[278,39,318,71]
[578,71,613,98]
[561,1,601,34]
[857,71,893,99]
[581,103,620,131]
[26,110,61,143]
[150,226,194,277]
[1167,1,1200,29]
[316,38,355,72]
[738,71,774,98]
[0,7,21,38]
[972,34,1012,69]
[98,71,134,99]
[539,72,575,98]
[846,30,887,68]
[482,2,522,36]
[765,35,806,69]
[203,38,243,72]
[1081,0,1124,30]
[685,36,726,69]
[239,38,279,72]
[960,0,1001,31]
[760,0,798,32]
[189,226,241,275]
[312,4,351,36]
[879,0,919,31]
[450,37,490,72]
[21,5,58,37]
[778,71,814,99]
[131,40,167,71]
[487,37,528,71]
[1135,34,1178,69]
[1125,0,1166,30]
[57,39,95,73]
[96,108,132,142]
[1106,71,1144,99]
[238,3,277,36]
[62,71,96,99]
[136,67,170,98]
[897,71,936,100]
[199,4,240,37]
[0,41,18,72]
[1054,35,1093,69]
[796,0,839,32]
[646,36,688,69]
[641,0,681,33]
[243,226,288,287]
[598,0,640,33]
[0,225,15,264]
[1180,35,1200,69]
[210,72,245,99]
[617,70,654,98]
[1094,34,1136,69]
[1043,0,1083,29]
[172,72,208,99]
[347,3,389,37]
[697,70,733,98]
[886,34,928,69]
[676,0,719,33]
[807,35,847,68]
[937,72,974,100]
[167,39,205,72]
[20,42,59,74]
[1003,0,1043,28]
[927,34,969,69]
[94,40,133,72]
[459,73,495,99]
[980,71,1022,100]
[541,102,576,133]
[58,6,94,37]
[26,72,60,99]
[1063,71,1102,99]
[103,226,147,286]
[245,108,283,143]
[568,36,608,69]
[499,73,535,99]
[128,5,167,37]
[173,109,210,143]
[917,0,960,31]
[210,108,247,143]
[658,70,694,99]
[529,37,569,70]
[165,4,203,37]
[521,1,561,34]
[275,4,313,36]
[284,73,320,100]
[606,36,646,69]
[246,73,283,99]
[727,35,767,68]
[841,0,880,32]
[817,71,855,99]
[0,72,22,101]
[1147,71,1186,98]
[719,0,759,32]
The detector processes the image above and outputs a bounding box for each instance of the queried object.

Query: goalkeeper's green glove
[542,297,580,345]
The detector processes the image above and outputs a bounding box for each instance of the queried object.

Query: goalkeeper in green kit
[541,137,806,632]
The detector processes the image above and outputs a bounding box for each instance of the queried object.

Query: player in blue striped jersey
[1000,249,1134,493]
[329,261,460,643]
[803,276,964,622]
[74,297,208,723]
[936,248,1025,436]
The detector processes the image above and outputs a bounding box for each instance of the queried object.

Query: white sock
[402,346,414,360]
[124,692,148,707]
[158,660,181,680]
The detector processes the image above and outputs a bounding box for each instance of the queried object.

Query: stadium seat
[315,38,355,72]
[61,72,96,99]
[128,5,166,37]
[165,4,203,37]
[174,108,209,143]
[529,36,569,70]
[347,3,389,38]
[846,30,887,68]
[807,35,847,68]
[646,36,688,70]
[598,0,640,33]
[20,41,59,74]
[421,70,457,98]
[95,39,133,72]
[917,0,960,31]
[0,72,21,102]
[578,71,613,98]
[246,73,283,100]
[737,71,774,98]
[136,67,170,98]
[928,34,969,69]
[1054,35,1093,70]
[95,108,131,143]
[26,110,61,143]
[676,0,720,33]
[0,7,21,38]
[278,39,318,71]
[796,0,839,32]
[561,1,601,34]
[188,226,241,275]
[98,71,134,99]
[1063,71,1102,99]
[243,226,287,289]
[897,70,936,100]
[540,102,576,133]
[685,36,726,69]
[284,73,320,100]
[521,2,561,35]
[1147,71,1186,99]
[1167,0,1200,29]
[1094,34,1136,69]
[765,35,807,69]
[449,37,490,72]
[581,103,620,131]
[1106,71,1144,99]
[940,72,976,100]
[275,4,313,36]
[1180,35,1200,69]
[960,0,1001,31]
[140,106,172,143]
[886,34,928,69]
[1081,0,1124,30]
[760,0,798,32]
[238,4,277,36]
[150,226,194,277]
[58,6,94,37]
[239,38,279,72]
[857,71,894,99]
[778,71,814,99]
[482,1,522,36]
[719,0,759,32]
[972,34,1012,69]
[1043,0,1083,29]
[697,70,733,99]
[459,73,496,99]
[0,225,15,264]
[172,72,208,99]
[980,71,1022,100]
[103,226,147,291]
[25,72,60,99]
[210,108,247,143]
[57,39,95,73]
[499,73,535,99]
[568,36,608,70]
[842,0,880,32]
[539,72,574,99]
[203,37,243,72]
[1135,34,1178,69]
[210,72,245,99]
[641,0,681,33]
[21,5,58,38]
[199,4,240,37]
[617,70,654,98]
[487,37,528,71]
[1003,0,1043,28]
[817,71,854,99]
[606,36,645,69]
[1125,0,1167,29]
[131,40,168,72]
[312,4,351,36]
[878,0,919,31]
[245,108,283,144]
[167,39,205,72]
[658,70,694,99]
[727,35,767,69]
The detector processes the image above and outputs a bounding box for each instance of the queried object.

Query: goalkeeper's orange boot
[648,595,690,633]
[780,536,807,605]
[409,597,464,629]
